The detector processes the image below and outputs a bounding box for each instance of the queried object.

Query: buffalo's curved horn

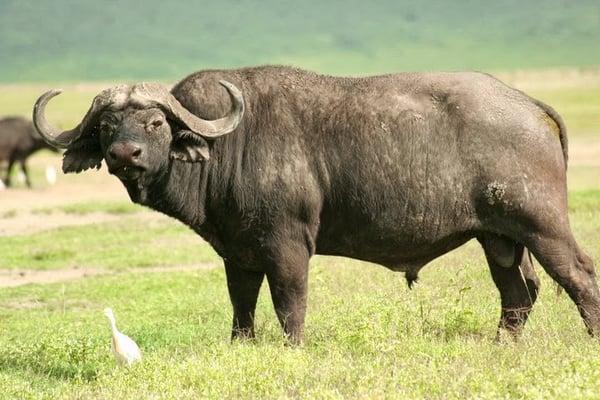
[33,85,130,148]
[134,80,244,138]
[32,90,84,148]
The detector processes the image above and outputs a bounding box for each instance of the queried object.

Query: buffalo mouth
[110,165,146,182]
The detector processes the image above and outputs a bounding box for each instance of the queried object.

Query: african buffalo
[0,116,58,187]
[33,66,599,343]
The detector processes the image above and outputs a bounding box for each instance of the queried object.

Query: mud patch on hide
[484,181,507,206]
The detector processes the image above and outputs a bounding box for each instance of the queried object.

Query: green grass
[33,200,143,216]
[0,189,597,397]
[0,86,98,135]
[1,0,599,82]
[0,218,216,270]
[569,189,600,213]
[59,201,142,215]
[1,252,600,398]
[530,86,600,137]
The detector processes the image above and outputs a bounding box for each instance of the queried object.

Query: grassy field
[0,196,599,398]
[0,69,599,398]
[1,0,599,81]
[1,68,599,137]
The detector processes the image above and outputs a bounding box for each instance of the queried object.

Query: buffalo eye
[99,120,114,134]
[147,119,163,131]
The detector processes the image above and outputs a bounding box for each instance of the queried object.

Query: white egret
[103,308,142,366]
[45,165,57,185]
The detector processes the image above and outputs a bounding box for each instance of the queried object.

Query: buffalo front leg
[4,157,15,187]
[265,242,310,345]
[480,235,540,337]
[224,262,264,340]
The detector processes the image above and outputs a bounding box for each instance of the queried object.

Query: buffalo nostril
[108,150,117,160]
[131,148,142,158]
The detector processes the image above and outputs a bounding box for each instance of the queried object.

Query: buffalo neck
[146,158,211,230]
[143,137,239,256]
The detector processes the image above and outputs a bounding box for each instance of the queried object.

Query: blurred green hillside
[0,0,599,82]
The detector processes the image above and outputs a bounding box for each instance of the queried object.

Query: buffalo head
[32,81,244,202]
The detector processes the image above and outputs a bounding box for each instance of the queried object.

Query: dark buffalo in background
[33,66,599,344]
[0,116,58,187]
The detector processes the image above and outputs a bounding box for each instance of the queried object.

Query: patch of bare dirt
[570,139,600,167]
[0,267,105,288]
[0,154,127,210]
[0,210,168,236]
[0,263,217,289]
[0,154,172,235]
[495,68,600,91]
[1,211,113,236]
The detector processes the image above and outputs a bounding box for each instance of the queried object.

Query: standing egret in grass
[103,308,142,366]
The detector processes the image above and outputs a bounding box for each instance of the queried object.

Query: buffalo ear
[170,129,210,162]
[62,137,103,173]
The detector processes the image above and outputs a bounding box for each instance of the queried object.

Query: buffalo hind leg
[480,235,540,337]
[224,262,265,340]
[526,231,600,336]
[20,160,31,188]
